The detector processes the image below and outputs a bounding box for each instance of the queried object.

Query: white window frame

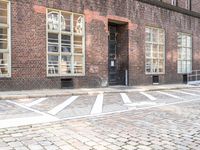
[0,0,11,78]
[171,0,177,6]
[145,26,165,75]
[46,8,85,77]
[177,32,192,74]
[186,0,191,10]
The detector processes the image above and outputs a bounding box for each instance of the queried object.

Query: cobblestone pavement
[0,98,200,150]
[1,88,200,128]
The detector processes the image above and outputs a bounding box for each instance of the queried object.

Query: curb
[0,85,198,100]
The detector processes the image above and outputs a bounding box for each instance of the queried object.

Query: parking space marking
[26,98,48,107]
[156,91,183,99]
[173,90,199,96]
[140,92,157,101]
[184,89,200,93]
[6,100,58,119]
[48,96,79,115]
[90,93,104,115]
[120,93,132,104]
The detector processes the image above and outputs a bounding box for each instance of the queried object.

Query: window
[171,0,177,6]
[47,9,85,76]
[177,33,192,74]
[186,0,191,10]
[145,27,165,74]
[0,0,10,77]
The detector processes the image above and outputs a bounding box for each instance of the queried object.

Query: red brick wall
[0,0,200,90]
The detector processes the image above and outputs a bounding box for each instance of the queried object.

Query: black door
[108,25,118,85]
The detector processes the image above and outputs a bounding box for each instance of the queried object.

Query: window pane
[187,36,191,48]
[0,52,8,75]
[74,55,83,74]
[187,61,192,73]
[61,55,71,74]
[74,36,83,53]
[48,55,59,74]
[182,35,187,47]
[145,59,151,73]
[74,15,84,34]
[187,48,192,60]
[0,27,7,49]
[48,11,59,31]
[152,29,158,43]
[145,28,151,42]
[159,30,164,44]
[61,12,71,32]
[0,2,7,24]
[61,35,71,52]
[177,34,182,46]
[48,33,59,52]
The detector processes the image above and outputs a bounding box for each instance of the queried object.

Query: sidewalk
[0,84,198,100]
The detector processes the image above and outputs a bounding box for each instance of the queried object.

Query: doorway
[108,22,128,86]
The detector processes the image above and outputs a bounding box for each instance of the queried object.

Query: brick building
[0,0,200,90]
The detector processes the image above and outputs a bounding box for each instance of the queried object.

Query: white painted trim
[120,93,132,104]
[90,93,104,115]
[140,92,157,101]
[48,96,79,115]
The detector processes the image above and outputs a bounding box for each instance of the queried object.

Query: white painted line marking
[120,93,132,104]
[157,91,183,99]
[61,98,200,121]
[26,98,48,107]
[140,92,157,101]
[184,89,200,93]
[173,90,199,96]
[48,96,79,115]
[6,100,58,119]
[90,94,104,115]
[0,116,58,129]
[125,101,157,107]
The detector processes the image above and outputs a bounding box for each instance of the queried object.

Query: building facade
[0,0,200,90]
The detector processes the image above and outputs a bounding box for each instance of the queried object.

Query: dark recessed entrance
[108,22,128,86]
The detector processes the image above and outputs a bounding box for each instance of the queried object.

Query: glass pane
[0,52,8,75]
[177,48,181,60]
[182,61,187,73]
[61,55,71,74]
[48,55,59,74]
[182,35,187,47]
[74,36,83,53]
[152,59,158,73]
[74,55,83,74]
[158,60,164,73]
[61,35,71,53]
[0,2,7,24]
[153,44,158,53]
[48,33,59,52]
[61,12,71,32]
[177,34,182,47]
[182,48,187,60]
[48,11,59,31]
[187,36,192,48]
[0,27,7,49]
[187,48,192,60]
[145,28,151,42]
[145,59,151,73]
[74,15,84,34]
[152,29,158,43]
[187,61,191,73]
[159,30,164,44]
[159,45,164,53]
[177,61,182,73]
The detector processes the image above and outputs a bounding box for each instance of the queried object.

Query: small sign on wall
[111,61,115,67]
